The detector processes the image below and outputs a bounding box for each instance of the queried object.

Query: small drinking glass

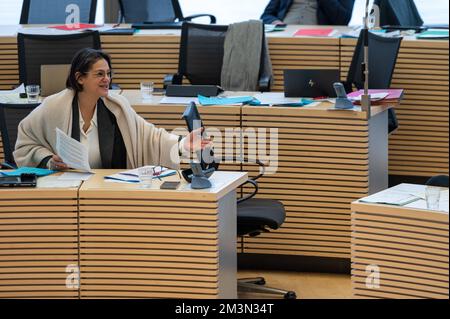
[425,186,441,210]
[138,166,154,189]
[26,84,40,103]
[140,82,154,100]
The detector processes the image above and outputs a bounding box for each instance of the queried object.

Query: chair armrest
[237,179,258,204]
[163,73,183,89]
[183,14,216,24]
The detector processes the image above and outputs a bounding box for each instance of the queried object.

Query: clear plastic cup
[138,166,154,189]
[26,84,40,103]
[425,186,441,210]
[140,82,154,100]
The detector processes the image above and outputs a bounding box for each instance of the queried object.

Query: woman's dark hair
[66,48,112,92]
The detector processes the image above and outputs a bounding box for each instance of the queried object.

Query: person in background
[261,0,355,26]
[14,48,209,170]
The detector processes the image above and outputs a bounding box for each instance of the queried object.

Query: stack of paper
[105,166,177,183]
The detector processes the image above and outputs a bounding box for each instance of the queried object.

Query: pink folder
[294,28,335,37]
[347,89,404,100]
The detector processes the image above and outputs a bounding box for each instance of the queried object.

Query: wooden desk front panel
[341,39,449,177]
[78,191,221,298]
[132,104,242,172]
[241,107,370,259]
[0,189,79,298]
[351,203,449,299]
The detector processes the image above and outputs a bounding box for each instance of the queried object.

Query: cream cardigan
[14,89,181,169]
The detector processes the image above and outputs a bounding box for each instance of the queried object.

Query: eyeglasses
[86,70,114,79]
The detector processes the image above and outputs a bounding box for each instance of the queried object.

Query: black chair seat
[237,199,285,236]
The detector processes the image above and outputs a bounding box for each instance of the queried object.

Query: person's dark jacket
[261,0,355,25]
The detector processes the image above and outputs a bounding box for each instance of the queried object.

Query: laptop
[40,64,71,97]
[283,69,340,98]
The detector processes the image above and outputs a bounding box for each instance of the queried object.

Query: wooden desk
[351,185,449,299]
[123,91,390,263]
[0,25,447,178]
[0,170,247,299]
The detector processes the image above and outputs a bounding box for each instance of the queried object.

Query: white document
[349,92,389,102]
[58,172,93,181]
[359,189,420,206]
[160,96,199,104]
[56,128,92,172]
[0,83,25,95]
[104,166,176,183]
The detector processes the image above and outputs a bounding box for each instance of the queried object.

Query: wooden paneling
[351,202,449,299]
[341,38,449,177]
[240,106,371,259]
[0,189,79,298]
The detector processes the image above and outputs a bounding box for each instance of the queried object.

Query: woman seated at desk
[14,48,209,170]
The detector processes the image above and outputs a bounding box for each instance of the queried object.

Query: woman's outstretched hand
[183,127,212,153]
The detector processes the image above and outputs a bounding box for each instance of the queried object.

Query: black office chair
[20,0,97,24]
[118,0,216,24]
[165,22,271,91]
[425,175,449,188]
[17,31,101,87]
[345,31,402,134]
[374,0,424,28]
[237,160,296,299]
[0,103,40,169]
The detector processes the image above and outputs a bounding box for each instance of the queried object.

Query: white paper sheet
[56,128,92,172]
[58,172,93,181]
[160,96,199,104]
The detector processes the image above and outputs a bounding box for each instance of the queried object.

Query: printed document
[56,128,92,172]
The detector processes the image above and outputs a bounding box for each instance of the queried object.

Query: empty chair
[165,22,271,92]
[237,160,296,299]
[0,103,40,169]
[345,31,402,134]
[374,0,423,27]
[17,31,101,88]
[20,0,97,24]
[118,0,216,24]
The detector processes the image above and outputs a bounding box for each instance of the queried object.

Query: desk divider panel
[351,202,449,299]
[341,38,449,178]
[78,191,221,298]
[240,106,370,259]
[0,189,79,298]
[268,37,340,92]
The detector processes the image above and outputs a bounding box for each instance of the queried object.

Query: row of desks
[0,25,447,178]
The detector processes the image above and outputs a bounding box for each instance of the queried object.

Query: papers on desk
[105,166,177,183]
[0,167,55,177]
[58,172,93,181]
[56,128,92,172]
[0,84,27,104]
[359,189,421,206]
[198,95,254,106]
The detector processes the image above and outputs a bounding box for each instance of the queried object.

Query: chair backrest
[17,31,101,87]
[178,22,229,86]
[346,32,402,91]
[426,175,449,187]
[118,0,183,23]
[374,0,424,27]
[0,103,40,166]
[20,0,97,24]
